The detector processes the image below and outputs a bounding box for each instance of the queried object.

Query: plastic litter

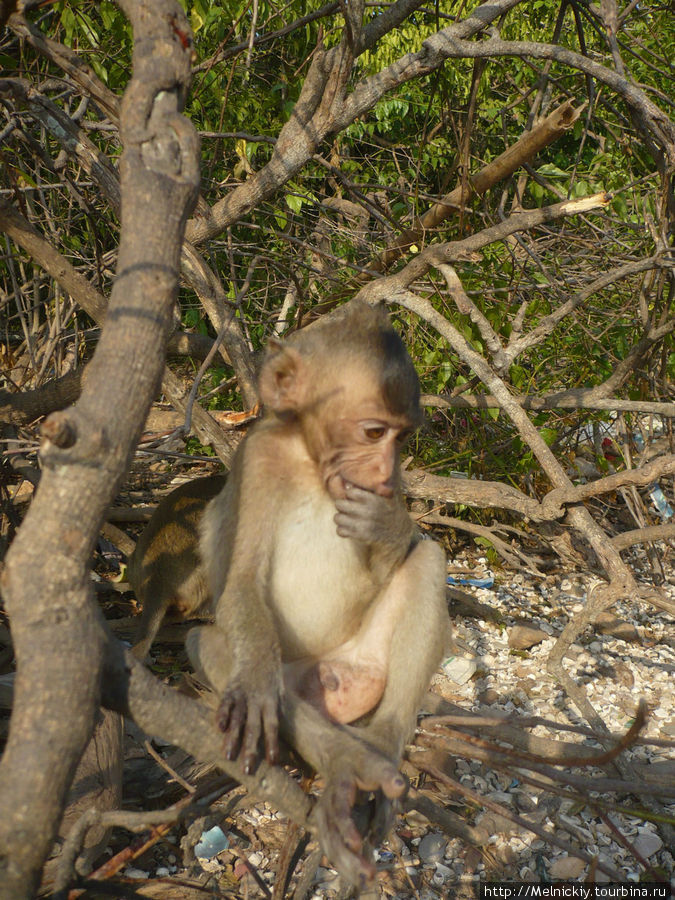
[194,825,230,859]
[447,574,494,589]
[441,654,477,684]
[649,484,673,520]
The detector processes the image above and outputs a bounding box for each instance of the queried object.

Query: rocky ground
[96,540,674,900]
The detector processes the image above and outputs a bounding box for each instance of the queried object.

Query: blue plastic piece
[194,825,230,859]
[447,575,494,589]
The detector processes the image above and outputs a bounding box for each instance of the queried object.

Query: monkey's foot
[312,758,406,887]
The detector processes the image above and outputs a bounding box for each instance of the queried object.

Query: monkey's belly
[289,658,386,724]
[271,498,377,658]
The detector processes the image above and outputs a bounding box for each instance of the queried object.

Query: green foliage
[423,339,455,394]
[185,436,216,457]
[4,0,671,499]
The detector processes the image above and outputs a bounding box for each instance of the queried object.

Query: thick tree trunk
[0,2,199,896]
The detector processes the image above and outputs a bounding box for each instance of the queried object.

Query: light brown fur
[131,302,448,884]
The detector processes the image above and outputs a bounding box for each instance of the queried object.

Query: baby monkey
[129,301,447,884]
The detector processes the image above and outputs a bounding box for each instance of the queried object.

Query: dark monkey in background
[129,301,448,882]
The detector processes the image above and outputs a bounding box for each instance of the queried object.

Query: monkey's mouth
[329,475,393,500]
[326,473,363,500]
[326,474,353,499]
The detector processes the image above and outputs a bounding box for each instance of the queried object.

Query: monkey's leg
[133,568,207,661]
[185,624,231,692]
[309,540,448,886]
[281,691,407,887]
[360,538,447,758]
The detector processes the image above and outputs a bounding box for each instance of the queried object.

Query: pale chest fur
[270,488,378,661]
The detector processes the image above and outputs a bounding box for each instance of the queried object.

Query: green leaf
[612,195,628,217]
[537,163,567,178]
[538,427,558,446]
[571,180,591,198]
[286,193,303,214]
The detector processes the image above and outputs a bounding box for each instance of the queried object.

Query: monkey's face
[322,423,408,500]
[304,382,415,500]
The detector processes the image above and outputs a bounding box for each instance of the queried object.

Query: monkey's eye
[397,429,413,444]
[364,425,387,441]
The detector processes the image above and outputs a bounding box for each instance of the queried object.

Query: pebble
[549,856,586,879]
[123,868,149,879]
[418,832,448,863]
[478,687,500,704]
[560,579,586,598]
[478,811,513,834]
[432,862,453,885]
[486,790,515,806]
[508,625,547,649]
[595,612,640,642]
[633,831,663,858]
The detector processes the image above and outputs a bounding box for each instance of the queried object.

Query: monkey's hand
[186,625,283,774]
[216,663,283,775]
[334,484,413,553]
[312,749,406,887]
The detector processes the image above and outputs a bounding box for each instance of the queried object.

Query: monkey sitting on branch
[129,300,448,885]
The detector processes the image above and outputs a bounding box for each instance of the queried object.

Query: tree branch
[0,4,199,895]
[0,200,239,461]
[370,101,585,274]
[422,392,675,417]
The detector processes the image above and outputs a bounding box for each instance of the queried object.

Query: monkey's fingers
[239,706,262,775]
[261,697,280,766]
[239,694,280,773]
[376,767,407,801]
[334,487,392,541]
[370,791,396,844]
[216,690,246,761]
[217,689,280,774]
[330,773,362,853]
[334,500,373,540]
[342,483,372,500]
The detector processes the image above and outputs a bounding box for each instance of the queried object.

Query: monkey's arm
[193,440,285,772]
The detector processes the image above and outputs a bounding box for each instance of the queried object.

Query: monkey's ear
[259,341,307,412]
